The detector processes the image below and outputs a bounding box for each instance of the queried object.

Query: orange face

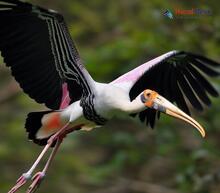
[143,89,159,107]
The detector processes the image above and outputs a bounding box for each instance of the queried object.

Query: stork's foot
[26,172,45,193]
[8,173,31,193]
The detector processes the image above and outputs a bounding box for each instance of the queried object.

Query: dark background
[1,0,220,192]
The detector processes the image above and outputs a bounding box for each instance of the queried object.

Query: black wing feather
[176,68,203,111]
[180,65,211,106]
[190,57,219,77]
[187,63,219,97]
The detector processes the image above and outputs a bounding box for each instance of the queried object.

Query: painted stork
[0,0,219,192]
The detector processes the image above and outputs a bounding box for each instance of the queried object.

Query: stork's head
[140,89,206,138]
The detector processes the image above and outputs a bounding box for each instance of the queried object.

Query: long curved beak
[151,95,206,138]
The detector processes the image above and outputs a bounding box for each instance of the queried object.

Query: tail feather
[25,110,64,146]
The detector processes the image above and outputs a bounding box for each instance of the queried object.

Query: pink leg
[26,138,63,193]
[26,125,82,193]
[8,123,70,193]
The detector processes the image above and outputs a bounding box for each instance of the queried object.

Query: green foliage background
[0,0,220,193]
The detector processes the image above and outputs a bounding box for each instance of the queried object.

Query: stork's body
[0,0,219,192]
[36,83,145,140]
[67,83,144,121]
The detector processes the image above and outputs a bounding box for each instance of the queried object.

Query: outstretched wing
[112,50,220,127]
[0,0,94,109]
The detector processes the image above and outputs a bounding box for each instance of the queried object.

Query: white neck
[118,97,146,114]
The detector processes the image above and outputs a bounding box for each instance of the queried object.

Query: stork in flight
[0,0,219,192]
